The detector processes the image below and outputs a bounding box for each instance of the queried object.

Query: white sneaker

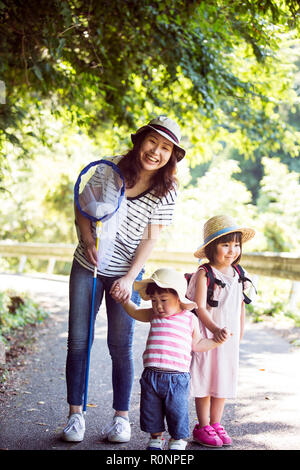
[62,413,85,442]
[168,439,187,450]
[146,436,166,450]
[101,416,131,443]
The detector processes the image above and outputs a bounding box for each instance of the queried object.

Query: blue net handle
[74,159,125,223]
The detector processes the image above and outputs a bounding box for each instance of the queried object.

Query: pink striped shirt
[143,310,194,372]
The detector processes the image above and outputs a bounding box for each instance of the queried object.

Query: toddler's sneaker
[211,422,232,446]
[146,436,166,450]
[62,413,85,442]
[101,415,131,443]
[193,424,223,447]
[168,439,187,450]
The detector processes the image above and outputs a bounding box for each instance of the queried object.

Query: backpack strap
[201,263,225,307]
[184,273,197,316]
[233,264,256,304]
[186,264,256,309]
[184,264,226,309]
[184,272,193,284]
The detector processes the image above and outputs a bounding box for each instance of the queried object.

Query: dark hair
[204,231,242,265]
[145,282,178,298]
[118,129,178,198]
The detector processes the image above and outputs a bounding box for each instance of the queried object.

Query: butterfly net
[74,159,126,271]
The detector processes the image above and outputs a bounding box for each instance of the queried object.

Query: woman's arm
[110,224,163,303]
[75,204,98,266]
[127,224,162,282]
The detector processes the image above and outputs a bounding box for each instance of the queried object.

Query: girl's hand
[110,275,133,303]
[213,327,229,343]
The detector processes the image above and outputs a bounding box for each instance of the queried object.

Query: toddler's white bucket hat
[194,215,255,259]
[134,268,196,310]
[131,115,186,161]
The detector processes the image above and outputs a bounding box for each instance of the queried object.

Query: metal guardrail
[0,241,299,309]
[0,241,300,280]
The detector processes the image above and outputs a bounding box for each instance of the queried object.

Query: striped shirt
[74,155,177,277]
[143,310,194,372]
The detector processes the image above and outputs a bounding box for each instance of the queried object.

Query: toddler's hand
[109,275,133,303]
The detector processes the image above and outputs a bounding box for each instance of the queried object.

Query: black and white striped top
[73,156,177,277]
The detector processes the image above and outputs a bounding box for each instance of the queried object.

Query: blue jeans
[66,259,143,410]
[140,368,190,439]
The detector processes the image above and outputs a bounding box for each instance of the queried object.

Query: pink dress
[186,265,249,399]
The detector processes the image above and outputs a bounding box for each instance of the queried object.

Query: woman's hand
[110,275,134,303]
[83,239,98,267]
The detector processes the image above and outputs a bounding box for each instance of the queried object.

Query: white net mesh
[75,160,126,270]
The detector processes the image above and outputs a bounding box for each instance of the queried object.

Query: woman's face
[139,131,174,173]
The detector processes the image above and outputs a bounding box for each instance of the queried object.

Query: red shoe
[193,424,223,447]
[211,422,232,446]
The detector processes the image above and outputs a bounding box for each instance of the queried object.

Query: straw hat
[131,115,186,161]
[194,215,255,259]
[134,268,196,310]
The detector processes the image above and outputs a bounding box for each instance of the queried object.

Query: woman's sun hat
[131,115,186,161]
[134,268,196,310]
[194,215,255,259]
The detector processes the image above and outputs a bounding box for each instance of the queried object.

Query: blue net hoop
[74,159,125,223]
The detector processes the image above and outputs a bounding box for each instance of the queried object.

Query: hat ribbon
[150,124,179,144]
[203,225,240,245]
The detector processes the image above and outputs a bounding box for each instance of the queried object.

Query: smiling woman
[63,115,186,444]
[139,131,174,173]
[118,116,185,199]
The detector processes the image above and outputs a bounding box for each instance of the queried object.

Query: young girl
[117,268,229,450]
[186,215,255,447]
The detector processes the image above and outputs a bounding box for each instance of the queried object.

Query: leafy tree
[1,0,300,175]
[1,0,300,262]
[158,159,258,251]
[0,108,100,243]
[230,45,300,201]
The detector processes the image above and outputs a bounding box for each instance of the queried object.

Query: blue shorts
[139,368,190,440]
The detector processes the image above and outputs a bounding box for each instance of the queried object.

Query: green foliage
[0,109,100,244]
[246,300,296,323]
[246,275,300,325]
[257,157,300,251]
[0,0,299,270]
[158,158,258,251]
[1,0,300,173]
[157,155,300,255]
[0,290,48,343]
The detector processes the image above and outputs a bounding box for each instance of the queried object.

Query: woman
[62,116,186,443]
